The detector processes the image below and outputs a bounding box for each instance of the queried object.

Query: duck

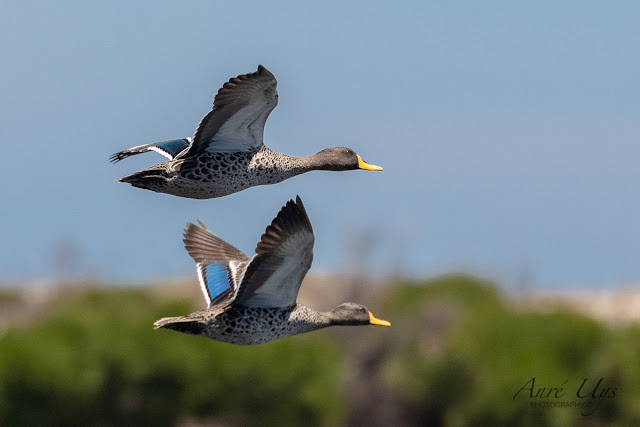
[111,66,382,199]
[154,196,390,345]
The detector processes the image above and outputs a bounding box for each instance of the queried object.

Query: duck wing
[110,138,192,163]
[183,219,251,307]
[233,196,314,308]
[187,65,278,155]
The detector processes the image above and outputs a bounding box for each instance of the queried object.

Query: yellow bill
[369,311,391,326]
[357,155,383,171]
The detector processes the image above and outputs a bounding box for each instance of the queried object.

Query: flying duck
[111,66,382,199]
[154,196,390,345]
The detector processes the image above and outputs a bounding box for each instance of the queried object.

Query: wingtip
[282,197,304,219]
[183,220,203,245]
[257,64,274,78]
[279,195,313,233]
[109,150,130,164]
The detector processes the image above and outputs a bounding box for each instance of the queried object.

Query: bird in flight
[111,66,382,199]
[154,196,390,345]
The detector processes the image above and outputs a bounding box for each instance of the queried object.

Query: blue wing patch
[199,262,232,303]
[152,139,190,159]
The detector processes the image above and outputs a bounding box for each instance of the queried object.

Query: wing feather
[110,138,191,163]
[233,196,314,308]
[188,65,278,154]
[183,221,250,307]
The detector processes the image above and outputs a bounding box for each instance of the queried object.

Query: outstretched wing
[110,138,191,163]
[183,220,251,307]
[187,65,278,155]
[233,196,314,308]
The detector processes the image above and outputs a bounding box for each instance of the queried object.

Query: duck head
[328,303,390,326]
[311,147,383,171]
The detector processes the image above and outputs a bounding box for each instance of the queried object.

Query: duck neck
[258,148,318,174]
[296,154,339,171]
[291,304,333,331]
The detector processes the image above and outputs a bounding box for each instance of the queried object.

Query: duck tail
[154,316,206,336]
[117,168,168,189]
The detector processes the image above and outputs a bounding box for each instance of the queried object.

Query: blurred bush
[0,288,342,426]
[1,276,639,426]
[377,276,640,426]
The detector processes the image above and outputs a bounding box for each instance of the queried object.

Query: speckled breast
[167,149,300,199]
[202,306,322,346]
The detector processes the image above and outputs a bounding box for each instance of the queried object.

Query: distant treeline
[0,276,639,425]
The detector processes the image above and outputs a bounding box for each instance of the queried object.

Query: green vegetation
[0,289,342,426]
[1,276,639,425]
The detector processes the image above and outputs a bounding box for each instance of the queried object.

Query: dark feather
[188,65,277,155]
[233,196,314,307]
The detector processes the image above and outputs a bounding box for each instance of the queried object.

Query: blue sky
[1,1,638,289]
